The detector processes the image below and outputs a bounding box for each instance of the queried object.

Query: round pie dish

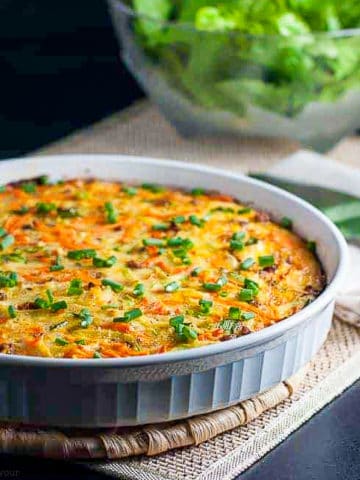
[0,155,347,427]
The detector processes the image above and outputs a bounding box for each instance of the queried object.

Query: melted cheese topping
[0,178,325,358]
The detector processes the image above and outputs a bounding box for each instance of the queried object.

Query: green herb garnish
[55,337,69,346]
[190,188,205,196]
[172,215,186,224]
[104,201,118,224]
[170,315,198,341]
[0,235,14,250]
[152,223,170,231]
[0,271,18,288]
[199,298,213,314]
[240,257,255,270]
[202,275,227,292]
[122,186,137,196]
[67,279,83,296]
[230,232,246,251]
[8,305,16,319]
[36,202,56,214]
[92,255,117,268]
[165,281,180,292]
[306,241,317,253]
[67,249,97,260]
[142,183,164,193]
[238,207,252,214]
[76,308,93,328]
[21,182,36,194]
[280,217,293,230]
[51,300,68,312]
[258,255,275,267]
[133,283,145,297]
[189,215,205,227]
[143,238,166,247]
[113,308,143,322]
[50,256,64,272]
[102,278,124,293]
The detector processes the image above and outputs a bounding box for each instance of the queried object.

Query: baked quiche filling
[0,177,325,358]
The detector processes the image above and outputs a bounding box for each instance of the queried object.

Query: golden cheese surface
[0,178,325,358]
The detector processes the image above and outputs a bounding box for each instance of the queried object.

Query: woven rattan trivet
[0,368,305,461]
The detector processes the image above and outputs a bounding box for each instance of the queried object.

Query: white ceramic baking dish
[0,155,347,427]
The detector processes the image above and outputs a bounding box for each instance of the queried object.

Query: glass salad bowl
[108,0,360,151]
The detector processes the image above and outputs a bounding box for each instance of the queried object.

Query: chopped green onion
[172,215,186,224]
[210,206,235,214]
[67,249,97,260]
[258,255,275,267]
[229,306,240,319]
[218,319,238,334]
[75,339,86,345]
[46,289,54,305]
[143,238,166,247]
[51,300,68,312]
[8,305,16,319]
[199,299,213,314]
[133,283,145,297]
[113,308,143,323]
[104,201,118,224]
[38,175,50,185]
[245,237,258,246]
[306,241,317,253]
[0,185,6,193]
[21,182,36,194]
[11,206,29,215]
[142,183,164,193]
[189,215,205,227]
[238,288,255,302]
[238,207,252,214]
[230,232,245,251]
[76,308,93,328]
[240,257,255,270]
[101,304,119,310]
[167,237,193,249]
[93,351,102,358]
[0,271,18,288]
[101,278,123,293]
[49,320,68,331]
[165,281,180,292]
[152,223,170,231]
[0,228,6,238]
[190,267,201,277]
[241,311,255,321]
[55,337,68,346]
[170,315,197,341]
[0,235,14,250]
[244,278,260,294]
[34,297,49,309]
[36,202,56,214]
[122,186,137,196]
[202,275,227,292]
[57,207,79,218]
[92,255,117,268]
[190,188,205,196]
[169,315,184,328]
[67,279,83,296]
[50,256,64,271]
[280,217,293,230]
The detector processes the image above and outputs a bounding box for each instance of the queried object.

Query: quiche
[0,177,325,359]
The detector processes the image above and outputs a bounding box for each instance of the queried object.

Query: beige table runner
[33,101,360,479]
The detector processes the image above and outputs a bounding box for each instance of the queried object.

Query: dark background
[0,1,359,479]
[0,0,142,159]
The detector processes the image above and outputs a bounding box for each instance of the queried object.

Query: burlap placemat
[30,101,360,479]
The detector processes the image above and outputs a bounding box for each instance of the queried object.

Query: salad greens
[129,0,360,117]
